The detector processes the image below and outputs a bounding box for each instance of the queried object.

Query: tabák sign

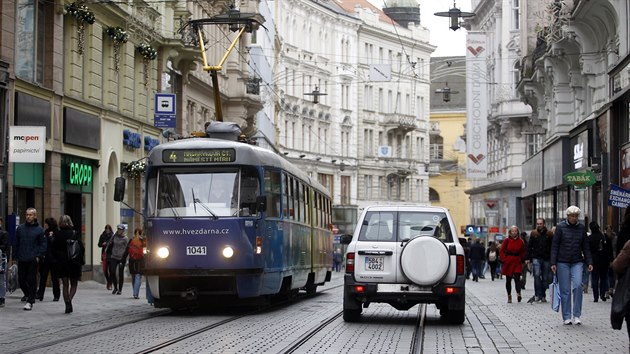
[563,170,597,187]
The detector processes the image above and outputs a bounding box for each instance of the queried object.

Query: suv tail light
[346,252,355,273]
[456,254,464,275]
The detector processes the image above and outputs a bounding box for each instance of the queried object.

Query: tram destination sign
[162,149,236,163]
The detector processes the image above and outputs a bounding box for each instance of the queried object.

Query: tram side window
[305,186,310,224]
[316,193,322,228]
[298,182,305,223]
[264,170,281,217]
[240,169,260,215]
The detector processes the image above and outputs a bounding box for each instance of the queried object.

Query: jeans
[146,278,155,304]
[532,258,551,299]
[18,260,38,304]
[132,273,141,297]
[557,262,584,321]
[109,259,126,291]
[0,256,6,299]
[591,265,609,300]
[471,259,483,280]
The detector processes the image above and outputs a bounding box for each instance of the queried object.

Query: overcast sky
[368,0,473,57]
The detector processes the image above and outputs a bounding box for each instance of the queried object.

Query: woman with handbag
[52,215,83,314]
[612,239,630,352]
[500,225,527,303]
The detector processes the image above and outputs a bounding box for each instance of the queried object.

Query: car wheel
[446,309,465,324]
[343,307,361,322]
[400,236,450,285]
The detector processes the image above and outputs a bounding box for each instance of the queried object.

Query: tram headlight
[156,247,170,259]
[222,246,234,259]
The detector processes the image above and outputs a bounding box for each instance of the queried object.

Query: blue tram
[116,132,333,308]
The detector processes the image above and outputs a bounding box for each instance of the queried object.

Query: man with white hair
[550,205,593,325]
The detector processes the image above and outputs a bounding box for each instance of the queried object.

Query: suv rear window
[358,211,453,242]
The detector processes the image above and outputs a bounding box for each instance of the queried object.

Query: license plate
[365,256,384,271]
[186,246,207,255]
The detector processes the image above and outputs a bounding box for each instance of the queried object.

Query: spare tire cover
[400,237,450,285]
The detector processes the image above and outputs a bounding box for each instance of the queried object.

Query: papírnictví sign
[609,184,630,208]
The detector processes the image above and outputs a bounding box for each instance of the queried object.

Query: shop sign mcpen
[9,126,46,163]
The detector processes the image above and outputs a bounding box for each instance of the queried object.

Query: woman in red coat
[500,225,527,303]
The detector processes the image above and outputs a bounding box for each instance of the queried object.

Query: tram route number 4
[186,246,207,255]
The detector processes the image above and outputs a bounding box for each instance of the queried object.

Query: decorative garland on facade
[65,2,95,56]
[125,160,146,179]
[105,26,128,72]
[136,44,157,86]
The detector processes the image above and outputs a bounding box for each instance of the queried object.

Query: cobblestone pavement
[0,272,627,353]
[423,276,628,354]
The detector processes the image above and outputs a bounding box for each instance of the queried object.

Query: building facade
[0,0,262,280]
[429,56,471,234]
[518,0,629,230]
[464,0,532,238]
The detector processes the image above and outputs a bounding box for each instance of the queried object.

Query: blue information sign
[154,93,176,128]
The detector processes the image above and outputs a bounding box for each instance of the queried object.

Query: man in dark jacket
[551,206,593,325]
[588,221,613,302]
[526,218,553,302]
[470,239,486,282]
[15,208,46,310]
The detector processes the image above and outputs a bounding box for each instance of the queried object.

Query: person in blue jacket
[15,208,46,311]
[550,206,593,325]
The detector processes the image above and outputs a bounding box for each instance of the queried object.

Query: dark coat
[551,220,592,266]
[613,239,630,276]
[98,230,113,255]
[0,229,10,260]
[15,221,46,262]
[500,236,526,276]
[52,228,83,279]
[470,242,485,261]
[526,228,553,261]
[588,230,614,268]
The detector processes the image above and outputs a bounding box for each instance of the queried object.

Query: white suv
[341,205,466,324]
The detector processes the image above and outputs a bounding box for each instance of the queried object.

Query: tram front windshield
[147,168,260,218]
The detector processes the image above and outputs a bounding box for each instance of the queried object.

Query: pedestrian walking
[52,215,83,313]
[333,249,342,272]
[128,228,145,299]
[107,224,129,295]
[460,238,472,280]
[588,221,613,302]
[607,224,618,297]
[486,241,499,281]
[525,218,553,303]
[520,231,529,290]
[500,226,526,303]
[619,207,630,260]
[550,206,593,325]
[15,208,46,311]
[0,218,10,308]
[98,225,114,290]
[36,217,60,302]
[470,239,485,281]
[612,238,630,352]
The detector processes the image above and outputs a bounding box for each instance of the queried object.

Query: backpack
[67,231,85,265]
[488,250,497,262]
[128,240,144,260]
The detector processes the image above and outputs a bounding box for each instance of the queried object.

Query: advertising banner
[609,184,630,208]
[465,32,489,179]
[9,126,46,163]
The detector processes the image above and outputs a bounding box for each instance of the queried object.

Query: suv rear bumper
[343,274,465,310]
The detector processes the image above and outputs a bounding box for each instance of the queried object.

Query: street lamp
[434,1,475,31]
[304,86,327,104]
[435,83,459,102]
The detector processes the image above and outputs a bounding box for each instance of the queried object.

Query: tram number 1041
[186,246,207,255]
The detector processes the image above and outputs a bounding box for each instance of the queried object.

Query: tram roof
[148,138,330,196]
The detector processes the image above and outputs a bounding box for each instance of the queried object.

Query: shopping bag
[611,269,630,330]
[549,275,560,312]
[7,263,18,293]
